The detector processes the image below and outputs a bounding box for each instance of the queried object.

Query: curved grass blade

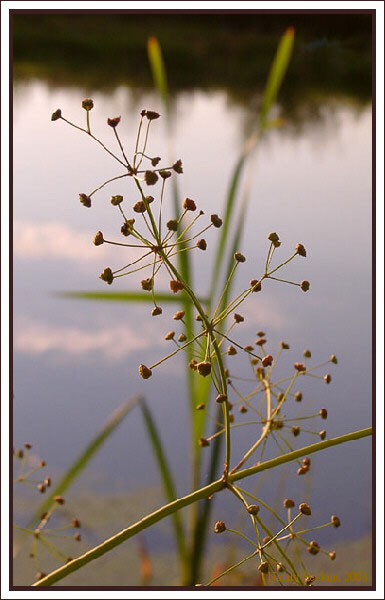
[140,399,188,574]
[56,290,209,305]
[31,397,140,524]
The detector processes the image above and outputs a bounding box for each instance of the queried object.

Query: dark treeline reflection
[13,12,371,122]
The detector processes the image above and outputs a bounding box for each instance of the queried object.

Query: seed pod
[54,496,65,505]
[329,551,336,561]
[243,345,254,352]
[233,313,244,323]
[262,354,273,367]
[277,563,284,572]
[291,426,300,437]
[44,477,51,487]
[283,498,295,508]
[255,367,265,378]
[51,109,62,121]
[250,279,262,292]
[330,354,338,364]
[144,170,159,185]
[141,278,154,291]
[189,359,198,370]
[296,243,307,257]
[227,345,237,356]
[172,159,183,173]
[39,460,46,467]
[36,572,47,581]
[297,466,309,475]
[72,518,81,528]
[199,437,210,447]
[167,219,178,231]
[164,331,175,341]
[133,201,146,213]
[107,116,121,128]
[110,194,123,206]
[24,442,32,449]
[234,252,246,263]
[258,561,269,574]
[145,110,160,120]
[151,156,161,167]
[300,280,310,292]
[262,536,271,545]
[307,540,320,555]
[299,502,311,516]
[247,504,260,515]
[294,392,302,402]
[280,341,290,349]
[178,333,187,342]
[228,414,235,423]
[196,403,205,410]
[331,515,341,527]
[214,520,226,533]
[74,533,81,542]
[152,306,162,316]
[139,364,152,379]
[100,268,113,285]
[268,232,279,242]
[256,338,266,346]
[173,310,185,320]
[305,576,315,586]
[121,219,135,236]
[239,405,248,413]
[197,362,211,377]
[276,393,284,402]
[215,394,227,403]
[294,362,306,372]
[319,429,327,440]
[319,408,328,419]
[79,193,91,208]
[159,170,172,179]
[302,457,311,467]
[183,197,196,211]
[94,231,104,246]
[82,98,94,110]
[37,484,46,493]
[196,238,207,250]
[169,280,184,294]
[211,214,222,228]
[303,349,311,358]
[324,373,332,384]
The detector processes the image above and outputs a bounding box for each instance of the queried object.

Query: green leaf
[260,26,295,128]
[56,290,209,305]
[31,397,140,524]
[147,36,169,111]
[140,398,187,570]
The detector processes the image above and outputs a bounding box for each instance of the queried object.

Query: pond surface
[13,74,372,565]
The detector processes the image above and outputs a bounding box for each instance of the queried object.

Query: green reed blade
[56,290,209,305]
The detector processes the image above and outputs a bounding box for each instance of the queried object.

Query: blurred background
[12,12,372,586]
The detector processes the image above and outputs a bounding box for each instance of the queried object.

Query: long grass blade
[147,36,169,111]
[31,397,140,523]
[140,399,187,570]
[56,290,209,305]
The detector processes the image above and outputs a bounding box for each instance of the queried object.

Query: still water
[13,81,372,562]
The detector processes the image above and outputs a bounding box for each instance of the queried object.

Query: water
[13,81,372,558]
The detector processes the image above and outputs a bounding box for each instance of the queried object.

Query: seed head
[239,405,248,413]
[164,331,175,341]
[183,197,196,211]
[330,354,338,364]
[172,159,183,173]
[151,156,161,167]
[297,466,309,475]
[233,313,244,323]
[79,193,91,208]
[243,345,254,352]
[257,331,265,337]
[100,268,113,285]
[196,238,207,250]
[294,392,303,402]
[74,533,81,542]
[277,563,284,572]
[214,520,226,533]
[258,561,269,574]
[262,354,273,367]
[324,373,332,384]
[303,349,311,358]
[189,359,198,370]
[294,362,306,372]
[256,338,266,346]
[145,110,160,121]
[82,98,94,111]
[54,496,65,505]
[197,362,211,377]
[296,243,307,257]
[24,442,32,449]
[39,460,46,467]
[305,576,315,586]
[215,393,227,403]
[319,429,327,440]
[299,502,311,516]
[139,364,152,379]
[268,232,279,243]
[94,231,104,246]
[44,477,51,487]
[159,170,172,179]
[110,194,123,206]
[152,306,162,316]
[72,518,81,528]
[331,515,341,528]
[51,109,62,121]
[169,280,184,294]
[291,426,300,437]
[302,457,311,467]
[280,341,290,350]
[199,437,210,447]
[173,310,185,320]
[211,214,222,228]
[255,367,265,379]
[283,498,295,508]
[247,504,260,515]
[133,201,146,213]
[107,116,121,128]
[37,484,46,493]
[144,170,159,185]
[319,408,328,419]
[121,219,135,236]
[300,280,310,292]
[227,345,237,356]
[250,279,262,292]
[307,540,320,555]
[36,572,47,581]
[329,551,336,560]
[167,219,178,231]
[141,278,154,291]
[234,252,246,263]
